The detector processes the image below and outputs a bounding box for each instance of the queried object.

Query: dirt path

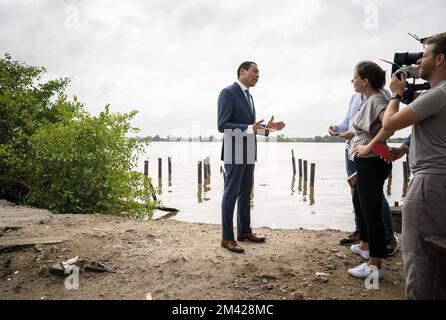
[0,200,405,300]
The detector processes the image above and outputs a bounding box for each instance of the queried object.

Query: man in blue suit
[217,61,285,253]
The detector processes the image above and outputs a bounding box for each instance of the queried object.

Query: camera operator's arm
[390,135,411,160]
[354,110,395,159]
[382,74,421,131]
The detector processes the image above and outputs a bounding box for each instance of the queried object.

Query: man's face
[240,64,259,88]
[418,44,436,81]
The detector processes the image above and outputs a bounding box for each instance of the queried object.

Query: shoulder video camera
[392,52,430,104]
[383,33,431,104]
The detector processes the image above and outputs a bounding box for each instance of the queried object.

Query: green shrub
[1,53,76,201]
[1,53,158,218]
[26,105,158,218]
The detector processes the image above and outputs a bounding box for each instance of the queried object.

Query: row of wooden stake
[291,149,316,187]
[143,157,173,180]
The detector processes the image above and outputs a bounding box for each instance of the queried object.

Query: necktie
[244,90,254,115]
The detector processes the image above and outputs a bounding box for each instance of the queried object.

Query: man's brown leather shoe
[221,240,245,253]
[237,233,266,243]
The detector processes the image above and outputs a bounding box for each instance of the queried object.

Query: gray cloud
[0,0,442,139]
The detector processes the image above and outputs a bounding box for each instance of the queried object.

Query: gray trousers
[403,174,446,300]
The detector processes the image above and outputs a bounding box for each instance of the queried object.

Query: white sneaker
[348,263,384,279]
[351,244,370,259]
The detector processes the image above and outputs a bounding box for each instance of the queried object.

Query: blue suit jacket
[217,82,257,163]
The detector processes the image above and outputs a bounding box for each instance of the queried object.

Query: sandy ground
[0,200,405,300]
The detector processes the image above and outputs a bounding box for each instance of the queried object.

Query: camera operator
[383,32,446,300]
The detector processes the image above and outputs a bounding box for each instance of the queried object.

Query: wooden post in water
[144,160,149,178]
[402,161,409,198]
[168,157,172,187]
[143,159,157,201]
[298,159,303,179]
[310,163,315,187]
[158,158,162,189]
[158,158,162,179]
[403,161,408,185]
[309,187,315,205]
[203,158,211,192]
[168,157,172,176]
[303,160,308,183]
[291,174,296,196]
[291,150,296,176]
[198,161,203,185]
[387,171,392,196]
[207,157,211,177]
[143,159,149,199]
[406,154,411,177]
[203,157,211,180]
[203,158,208,180]
[197,160,203,203]
[298,158,303,192]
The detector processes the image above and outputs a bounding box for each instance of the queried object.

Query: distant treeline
[137,135,407,144]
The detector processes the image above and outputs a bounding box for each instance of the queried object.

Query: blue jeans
[345,148,394,241]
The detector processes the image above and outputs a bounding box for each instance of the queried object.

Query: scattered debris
[0,238,67,254]
[49,257,78,277]
[154,210,179,221]
[49,263,65,276]
[155,206,180,213]
[84,261,114,273]
[259,274,278,280]
[48,256,114,275]
[50,245,60,253]
[315,272,330,283]
[0,226,22,233]
[62,256,79,269]
[3,258,12,269]
[315,272,330,277]
[335,252,347,259]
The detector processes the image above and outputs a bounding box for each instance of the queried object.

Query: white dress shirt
[235,80,255,134]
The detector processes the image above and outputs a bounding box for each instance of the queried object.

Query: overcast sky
[1,0,444,138]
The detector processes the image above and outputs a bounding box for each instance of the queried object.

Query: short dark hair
[425,32,446,56]
[355,61,386,90]
[237,61,257,78]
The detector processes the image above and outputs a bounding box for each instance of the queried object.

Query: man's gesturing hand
[266,116,286,132]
